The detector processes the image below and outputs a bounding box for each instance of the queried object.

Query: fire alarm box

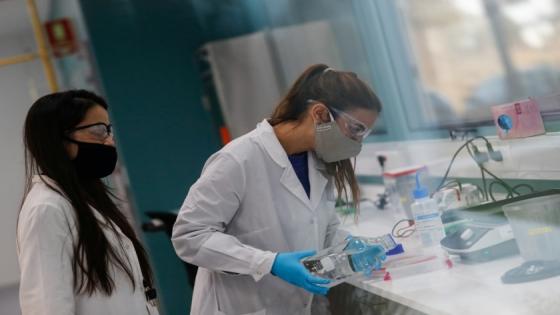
[45,18,78,58]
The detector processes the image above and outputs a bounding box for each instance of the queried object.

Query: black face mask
[68,140,117,179]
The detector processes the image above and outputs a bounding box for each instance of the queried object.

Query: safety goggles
[67,122,113,141]
[328,106,373,139]
[307,99,374,139]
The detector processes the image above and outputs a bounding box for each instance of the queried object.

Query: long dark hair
[269,64,382,210]
[22,90,154,295]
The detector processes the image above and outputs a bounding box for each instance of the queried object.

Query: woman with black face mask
[17,90,159,315]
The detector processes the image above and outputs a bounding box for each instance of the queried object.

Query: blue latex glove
[271,250,331,295]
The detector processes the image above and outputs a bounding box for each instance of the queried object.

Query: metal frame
[0,0,58,92]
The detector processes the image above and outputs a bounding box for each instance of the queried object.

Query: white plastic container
[502,195,560,262]
[410,172,445,248]
[383,165,426,219]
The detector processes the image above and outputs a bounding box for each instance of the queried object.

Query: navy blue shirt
[288,152,310,198]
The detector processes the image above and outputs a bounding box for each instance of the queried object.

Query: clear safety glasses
[328,107,373,139]
[308,99,374,139]
[67,122,113,141]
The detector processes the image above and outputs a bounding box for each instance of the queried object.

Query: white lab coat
[17,175,159,315]
[172,119,348,315]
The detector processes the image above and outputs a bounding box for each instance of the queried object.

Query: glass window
[397,0,560,129]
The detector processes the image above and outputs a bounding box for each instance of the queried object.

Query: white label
[415,212,440,222]
[415,220,441,231]
[320,257,335,272]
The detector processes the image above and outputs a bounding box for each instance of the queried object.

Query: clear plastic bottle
[411,172,445,248]
[301,238,385,285]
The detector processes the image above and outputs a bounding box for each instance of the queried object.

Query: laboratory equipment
[383,165,426,219]
[302,238,386,286]
[501,195,560,283]
[491,98,545,139]
[433,183,484,211]
[410,172,445,248]
[358,234,404,256]
[440,189,560,264]
[368,250,453,282]
[440,221,519,263]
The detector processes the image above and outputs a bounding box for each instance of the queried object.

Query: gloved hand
[271,250,331,295]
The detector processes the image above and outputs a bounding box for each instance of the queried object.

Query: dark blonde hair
[269,64,382,212]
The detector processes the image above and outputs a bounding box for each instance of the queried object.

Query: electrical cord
[466,141,535,201]
[488,181,513,201]
[513,183,535,194]
[435,135,535,203]
[391,219,415,238]
[439,179,463,191]
[466,143,490,200]
[435,136,493,193]
[469,149,516,200]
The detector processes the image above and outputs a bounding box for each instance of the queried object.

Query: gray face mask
[314,119,362,163]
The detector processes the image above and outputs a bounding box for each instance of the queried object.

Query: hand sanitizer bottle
[411,172,445,248]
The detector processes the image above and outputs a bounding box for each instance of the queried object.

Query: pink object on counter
[491,98,545,140]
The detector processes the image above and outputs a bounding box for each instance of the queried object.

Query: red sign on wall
[45,18,78,58]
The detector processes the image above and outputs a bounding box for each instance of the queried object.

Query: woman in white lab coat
[172,64,382,315]
[17,90,159,315]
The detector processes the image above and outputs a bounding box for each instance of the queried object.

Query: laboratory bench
[332,185,560,315]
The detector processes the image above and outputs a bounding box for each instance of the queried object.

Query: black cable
[465,142,535,201]
[439,179,463,191]
[434,136,536,203]
[480,165,517,196]
[481,168,488,201]
[435,136,492,193]
[488,181,513,201]
[466,143,489,201]
[512,183,535,194]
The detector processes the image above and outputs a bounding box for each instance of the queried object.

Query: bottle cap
[412,171,429,199]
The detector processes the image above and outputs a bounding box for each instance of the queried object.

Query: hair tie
[323,67,335,74]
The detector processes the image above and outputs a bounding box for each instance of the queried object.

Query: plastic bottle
[410,172,445,248]
[301,238,385,285]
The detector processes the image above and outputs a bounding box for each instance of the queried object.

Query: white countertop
[340,185,560,315]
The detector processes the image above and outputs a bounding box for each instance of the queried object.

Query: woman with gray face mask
[172,64,382,315]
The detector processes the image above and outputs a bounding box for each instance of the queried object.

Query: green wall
[78,1,223,314]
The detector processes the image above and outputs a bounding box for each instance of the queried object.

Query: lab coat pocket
[213,273,267,315]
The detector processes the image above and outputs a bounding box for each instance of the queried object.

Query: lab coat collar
[256,119,327,171]
[256,120,329,211]
[256,120,290,168]
[32,174,63,192]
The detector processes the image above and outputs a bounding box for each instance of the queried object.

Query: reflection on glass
[399,0,560,127]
